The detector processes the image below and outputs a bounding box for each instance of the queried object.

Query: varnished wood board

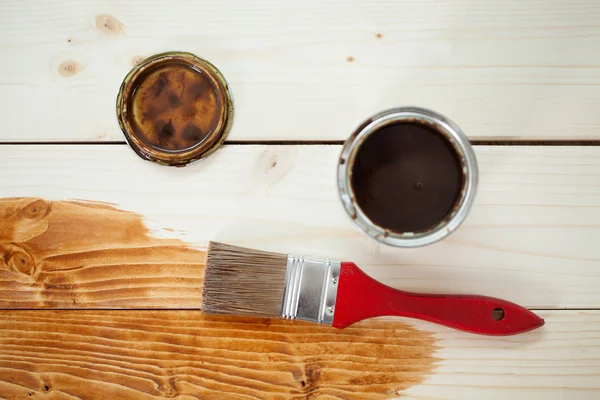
[1,0,600,141]
[0,310,597,399]
[0,145,599,309]
[0,311,438,400]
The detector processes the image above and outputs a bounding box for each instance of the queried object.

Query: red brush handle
[333,262,544,335]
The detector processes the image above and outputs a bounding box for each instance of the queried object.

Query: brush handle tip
[332,262,544,336]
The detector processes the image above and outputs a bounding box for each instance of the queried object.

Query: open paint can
[337,107,478,247]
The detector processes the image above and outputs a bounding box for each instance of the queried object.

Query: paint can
[337,107,478,247]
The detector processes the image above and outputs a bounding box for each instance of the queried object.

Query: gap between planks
[2,140,600,146]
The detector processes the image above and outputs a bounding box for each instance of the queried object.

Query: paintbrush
[202,242,544,335]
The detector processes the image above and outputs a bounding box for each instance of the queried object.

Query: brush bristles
[202,242,288,318]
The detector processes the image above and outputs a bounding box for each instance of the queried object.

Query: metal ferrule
[281,255,341,324]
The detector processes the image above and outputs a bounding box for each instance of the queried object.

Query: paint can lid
[116,52,233,166]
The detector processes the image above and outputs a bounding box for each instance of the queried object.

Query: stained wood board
[0,310,597,399]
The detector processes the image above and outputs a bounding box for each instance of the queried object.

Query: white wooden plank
[404,310,600,400]
[1,0,600,141]
[0,144,598,308]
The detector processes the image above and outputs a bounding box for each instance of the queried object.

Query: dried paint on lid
[117,52,233,166]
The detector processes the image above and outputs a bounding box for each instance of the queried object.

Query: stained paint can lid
[116,52,233,166]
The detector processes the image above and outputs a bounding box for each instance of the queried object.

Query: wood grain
[1,0,600,141]
[0,145,599,309]
[406,310,600,400]
[0,197,205,308]
[0,311,437,400]
[0,311,598,399]
[2,1,599,397]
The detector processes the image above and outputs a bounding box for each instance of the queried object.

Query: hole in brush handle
[492,308,505,321]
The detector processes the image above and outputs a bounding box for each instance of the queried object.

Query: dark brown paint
[351,123,464,233]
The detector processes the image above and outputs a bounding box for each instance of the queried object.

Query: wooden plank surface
[1,145,599,309]
[2,1,599,396]
[406,310,600,400]
[2,0,600,142]
[0,311,438,400]
[0,310,597,400]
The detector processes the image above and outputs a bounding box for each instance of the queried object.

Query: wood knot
[268,155,278,171]
[95,14,123,35]
[157,375,178,398]
[4,244,38,279]
[346,55,355,63]
[302,362,322,391]
[22,199,51,221]
[9,250,35,275]
[375,32,383,39]
[58,60,82,77]
[253,148,293,190]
